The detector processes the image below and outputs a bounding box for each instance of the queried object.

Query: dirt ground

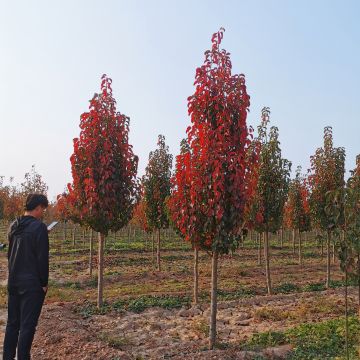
[0,235,357,359]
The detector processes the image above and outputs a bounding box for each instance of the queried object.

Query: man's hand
[42,286,48,293]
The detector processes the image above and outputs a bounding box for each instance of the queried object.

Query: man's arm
[7,225,13,260]
[36,223,49,289]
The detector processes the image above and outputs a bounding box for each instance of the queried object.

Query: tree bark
[193,248,199,305]
[63,221,67,242]
[157,228,161,271]
[280,228,284,248]
[292,228,296,256]
[358,253,360,318]
[345,240,349,360]
[209,250,219,350]
[298,229,303,266]
[97,232,105,308]
[326,230,331,289]
[257,233,262,266]
[89,229,94,277]
[72,224,76,247]
[264,231,272,295]
[152,232,155,265]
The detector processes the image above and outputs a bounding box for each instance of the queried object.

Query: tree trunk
[193,248,199,305]
[157,228,161,271]
[264,231,272,295]
[63,221,67,242]
[345,240,349,360]
[152,232,155,265]
[358,253,360,318]
[257,233,262,265]
[298,229,303,266]
[97,232,105,308]
[209,250,219,350]
[332,241,336,264]
[292,228,296,256]
[326,230,331,289]
[280,228,283,248]
[72,224,76,246]
[89,229,94,277]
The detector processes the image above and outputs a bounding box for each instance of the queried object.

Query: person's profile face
[34,205,47,219]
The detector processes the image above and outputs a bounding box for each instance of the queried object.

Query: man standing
[3,194,49,360]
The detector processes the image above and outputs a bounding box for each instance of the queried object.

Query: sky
[0,0,359,200]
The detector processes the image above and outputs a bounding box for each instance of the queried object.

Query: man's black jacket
[7,216,49,289]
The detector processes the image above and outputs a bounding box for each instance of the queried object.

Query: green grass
[274,282,301,294]
[241,317,360,359]
[75,294,191,318]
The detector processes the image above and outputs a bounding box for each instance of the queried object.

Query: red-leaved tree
[169,29,256,349]
[69,74,138,307]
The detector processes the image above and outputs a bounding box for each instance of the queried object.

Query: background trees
[309,126,345,288]
[68,74,138,307]
[249,107,291,294]
[286,166,311,265]
[142,135,173,271]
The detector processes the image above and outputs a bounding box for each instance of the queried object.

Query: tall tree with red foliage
[169,29,256,349]
[309,126,345,288]
[68,75,138,307]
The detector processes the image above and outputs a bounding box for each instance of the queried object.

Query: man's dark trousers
[3,285,45,360]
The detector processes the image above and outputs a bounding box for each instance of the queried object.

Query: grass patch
[241,317,360,359]
[302,282,326,292]
[274,282,300,294]
[75,294,191,318]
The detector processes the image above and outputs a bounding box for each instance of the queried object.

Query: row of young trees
[52,29,359,349]
[0,165,49,222]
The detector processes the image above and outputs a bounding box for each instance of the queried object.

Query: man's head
[24,194,49,219]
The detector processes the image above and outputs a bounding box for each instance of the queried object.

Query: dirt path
[26,287,358,359]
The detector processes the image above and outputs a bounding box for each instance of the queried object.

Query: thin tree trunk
[63,221,67,242]
[193,248,199,305]
[292,228,296,256]
[97,232,105,308]
[209,250,219,350]
[89,229,94,277]
[72,224,76,247]
[332,241,336,264]
[157,228,161,271]
[280,228,283,248]
[345,238,349,360]
[152,232,155,265]
[358,253,360,318]
[326,230,331,289]
[257,233,262,265]
[298,229,303,266]
[264,230,272,295]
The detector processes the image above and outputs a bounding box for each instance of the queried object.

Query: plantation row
[1,28,359,351]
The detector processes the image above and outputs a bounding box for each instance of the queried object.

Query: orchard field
[1,223,359,359]
[1,26,360,360]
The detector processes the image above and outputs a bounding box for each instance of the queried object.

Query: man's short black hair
[24,194,49,211]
